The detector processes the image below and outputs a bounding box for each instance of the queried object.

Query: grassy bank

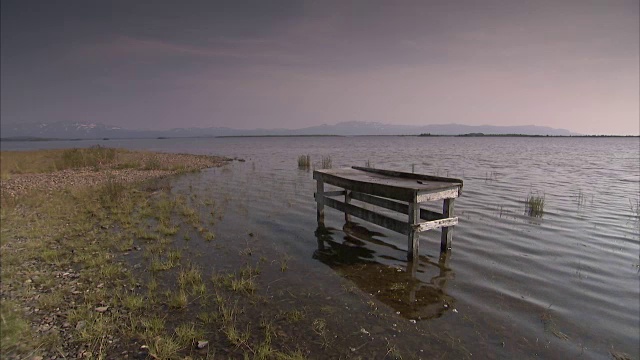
[0,147,304,359]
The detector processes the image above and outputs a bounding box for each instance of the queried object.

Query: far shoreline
[1,134,638,142]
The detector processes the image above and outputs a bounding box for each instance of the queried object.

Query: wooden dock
[313,166,463,259]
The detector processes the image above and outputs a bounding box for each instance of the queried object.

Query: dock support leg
[316,178,325,225]
[441,198,454,252]
[407,260,417,303]
[408,201,420,260]
[316,232,326,251]
[344,190,352,223]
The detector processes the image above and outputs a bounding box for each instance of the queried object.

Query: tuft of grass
[148,336,181,360]
[167,290,189,309]
[224,272,257,294]
[283,309,305,323]
[174,322,204,348]
[279,254,290,272]
[297,155,311,170]
[321,155,332,169]
[225,324,250,348]
[122,294,145,312]
[167,249,182,263]
[150,256,178,272]
[157,223,179,236]
[197,311,218,325]
[178,265,204,293]
[203,231,215,241]
[99,263,122,280]
[141,316,166,339]
[134,228,159,241]
[525,193,545,217]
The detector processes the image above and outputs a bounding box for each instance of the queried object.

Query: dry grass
[1,148,230,202]
[1,146,227,178]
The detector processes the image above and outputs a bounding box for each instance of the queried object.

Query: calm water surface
[3,136,639,359]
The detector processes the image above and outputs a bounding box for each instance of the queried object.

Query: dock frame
[313,166,463,259]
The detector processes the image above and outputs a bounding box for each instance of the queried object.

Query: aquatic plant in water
[630,196,640,218]
[321,156,332,169]
[297,154,311,170]
[525,193,545,217]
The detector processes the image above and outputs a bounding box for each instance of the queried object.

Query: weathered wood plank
[350,191,443,221]
[315,171,417,202]
[322,196,409,235]
[441,198,455,252]
[417,188,459,203]
[352,166,463,187]
[316,178,325,224]
[322,190,346,197]
[344,191,352,222]
[408,201,420,260]
[414,217,458,232]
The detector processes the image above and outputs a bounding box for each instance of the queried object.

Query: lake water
[3,136,639,359]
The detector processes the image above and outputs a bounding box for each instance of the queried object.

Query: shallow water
[4,136,639,359]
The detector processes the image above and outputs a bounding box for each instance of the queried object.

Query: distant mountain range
[0,120,580,139]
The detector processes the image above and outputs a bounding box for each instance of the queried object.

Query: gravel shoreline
[1,152,230,198]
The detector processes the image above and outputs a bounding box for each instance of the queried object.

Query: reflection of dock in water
[313,222,455,321]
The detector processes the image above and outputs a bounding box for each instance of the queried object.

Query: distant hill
[0,120,579,139]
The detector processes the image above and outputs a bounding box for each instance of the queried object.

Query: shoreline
[1,149,230,198]
[2,134,639,143]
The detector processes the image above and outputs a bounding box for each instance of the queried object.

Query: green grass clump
[297,155,311,170]
[174,323,204,348]
[167,291,189,309]
[526,193,545,217]
[148,336,181,360]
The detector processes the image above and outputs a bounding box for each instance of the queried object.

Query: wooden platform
[313,166,463,259]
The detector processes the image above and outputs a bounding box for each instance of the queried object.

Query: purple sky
[1,0,638,135]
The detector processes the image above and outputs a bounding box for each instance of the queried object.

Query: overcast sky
[1,0,638,135]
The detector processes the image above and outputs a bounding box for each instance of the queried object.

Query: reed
[321,155,332,169]
[525,193,545,217]
[297,154,311,170]
[630,196,640,218]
